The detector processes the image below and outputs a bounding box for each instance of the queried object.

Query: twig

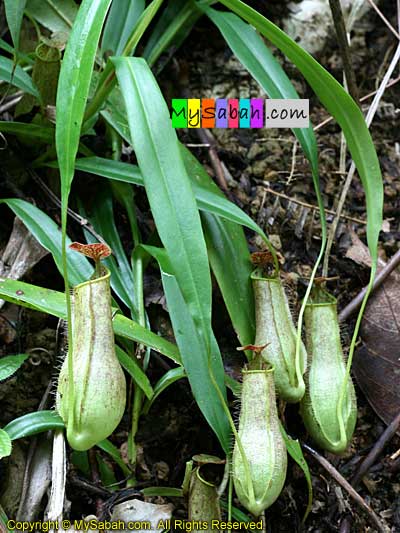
[70,476,111,498]
[351,410,400,487]
[339,247,400,321]
[329,0,359,103]
[313,75,400,131]
[89,448,104,516]
[322,41,400,276]
[366,0,400,40]
[286,139,298,184]
[0,92,23,114]
[28,168,107,244]
[302,443,387,532]
[259,185,366,225]
[195,128,229,191]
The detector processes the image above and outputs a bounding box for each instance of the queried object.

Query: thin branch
[28,169,107,244]
[195,127,229,192]
[339,247,400,321]
[303,443,387,532]
[314,75,400,131]
[366,0,400,40]
[351,410,400,487]
[329,0,359,102]
[259,184,366,225]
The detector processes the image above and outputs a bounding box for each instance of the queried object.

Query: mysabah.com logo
[170,98,309,128]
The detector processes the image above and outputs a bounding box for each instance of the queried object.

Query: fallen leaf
[111,499,173,533]
[353,264,400,427]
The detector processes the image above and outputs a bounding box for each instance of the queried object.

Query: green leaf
[202,213,254,346]
[116,345,153,400]
[55,0,112,207]
[280,424,313,524]
[2,198,93,286]
[96,438,131,476]
[4,411,64,440]
[143,366,185,414]
[0,38,34,65]
[141,245,231,454]
[0,277,181,364]
[0,429,12,460]
[143,0,202,68]
[0,121,53,142]
[182,147,255,347]
[141,487,183,497]
[3,411,130,476]
[102,0,145,55]
[0,354,29,381]
[97,452,118,488]
[52,154,272,251]
[84,0,165,124]
[4,0,27,51]
[112,57,213,349]
[0,57,40,98]
[25,0,78,33]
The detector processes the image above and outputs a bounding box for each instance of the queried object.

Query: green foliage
[0,430,12,460]
[0,354,29,381]
[25,0,78,33]
[101,0,145,55]
[0,57,40,98]
[4,0,27,52]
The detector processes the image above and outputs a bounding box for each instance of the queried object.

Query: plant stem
[328,0,359,103]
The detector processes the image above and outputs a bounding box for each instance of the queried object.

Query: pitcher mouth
[74,266,110,290]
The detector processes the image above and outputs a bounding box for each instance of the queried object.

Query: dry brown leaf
[353,265,400,427]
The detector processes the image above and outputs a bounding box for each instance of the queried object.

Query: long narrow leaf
[115,345,153,400]
[141,245,231,453]
[50,155,273,248]
[143,0,202,68]
[2,198,93,285]
[0,278,181,364]
[4,411,64,440]
[4,0,27,51]
[112,57,213,345]
[25,0,78,33]
[101,0,145,55]
[55,0,112,206]
[0,122,53,142]
[0,57,40,98]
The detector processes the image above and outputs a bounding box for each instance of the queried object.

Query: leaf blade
[55,0,112,205]
[0,278,181,364]
[4,0,27,51]
[0,354,29,381]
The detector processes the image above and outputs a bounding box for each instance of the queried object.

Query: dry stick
[0,92,23,114]
[339,247,400,321]
[366,0,400,40]
[28,169,107,244]
[338,410,400,533]
[259,185,366,225]
[302,443,387,533]
[351,410,400,488]
[314,75,400,131]
[329,0,360,103]
[195,127,229,192]
[322,41,400,277]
